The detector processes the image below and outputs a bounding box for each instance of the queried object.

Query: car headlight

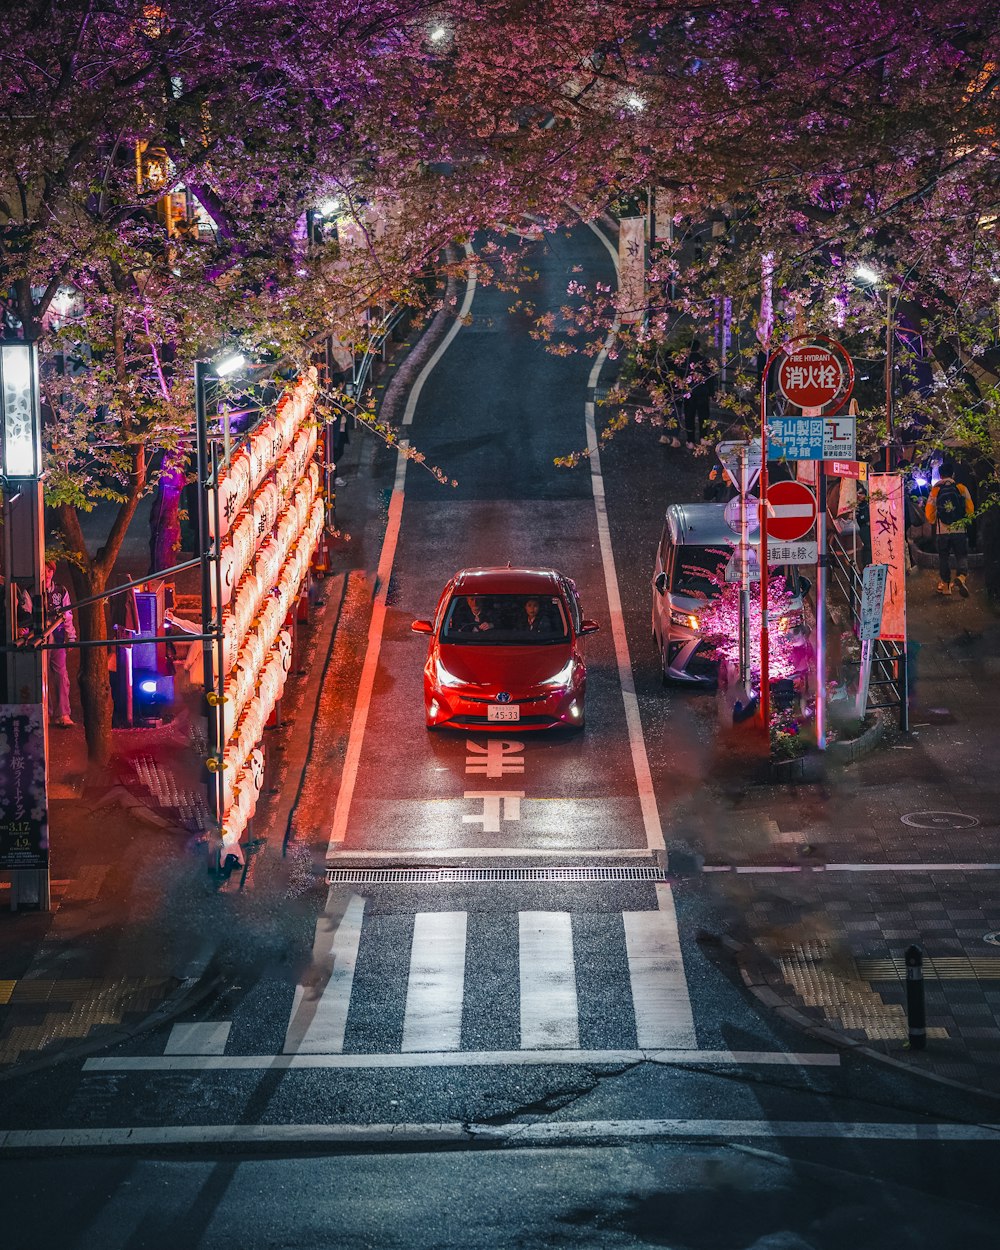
[774,611,803,634]
[670,609,699,629]
[434,661,469,689]
[542,660,577,689]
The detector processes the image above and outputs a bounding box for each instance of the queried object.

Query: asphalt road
[4,223,1000,1248]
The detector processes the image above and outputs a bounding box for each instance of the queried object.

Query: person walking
[925,459,974,596]
[44,560,76,725]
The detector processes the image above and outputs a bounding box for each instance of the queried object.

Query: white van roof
[664,502,736,548]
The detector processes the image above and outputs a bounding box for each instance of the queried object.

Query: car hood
[437,642,574,689]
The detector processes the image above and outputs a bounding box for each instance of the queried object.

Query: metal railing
[828,527,908,730]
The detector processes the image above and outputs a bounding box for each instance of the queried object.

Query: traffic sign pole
[810,410,828,750]
[739,447,751,691]
[759,371,770,733]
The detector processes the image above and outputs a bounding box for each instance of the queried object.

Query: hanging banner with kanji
[0,705,48,871]
[868,473,907,643]
[618,217,646,324]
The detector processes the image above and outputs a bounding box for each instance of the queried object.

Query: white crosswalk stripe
[401,911,467,1052]
[624,885,698,1048]
[284,893,365,1054]
[519,912,580,1050]
[283,898,696,1057]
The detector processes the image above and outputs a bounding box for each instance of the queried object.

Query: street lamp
[854,264,894,472]
[195,352,248,830]
[0,342,42,480]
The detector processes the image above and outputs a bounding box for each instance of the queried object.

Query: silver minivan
[651,502,807,685]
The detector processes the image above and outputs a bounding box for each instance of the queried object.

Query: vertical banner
[0,705,48,870]
[618,217,646,325]
[653,188,673,244]
[868,473,907,642]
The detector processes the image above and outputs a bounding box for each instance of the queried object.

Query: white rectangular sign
[767,540,817,565]
[860,563,889,642]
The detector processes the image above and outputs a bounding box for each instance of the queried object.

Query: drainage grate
[325,865,666,885]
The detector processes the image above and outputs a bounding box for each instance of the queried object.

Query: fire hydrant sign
[767,415,856,461]
[777,345,846,409]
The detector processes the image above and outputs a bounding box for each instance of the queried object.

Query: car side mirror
[654,572,667,596]
[410,619,433,634]
[579,619,600,635]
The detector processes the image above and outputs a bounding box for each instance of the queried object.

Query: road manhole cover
[900,811,980,830]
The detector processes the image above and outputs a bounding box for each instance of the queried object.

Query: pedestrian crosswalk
[282,891,697,1056]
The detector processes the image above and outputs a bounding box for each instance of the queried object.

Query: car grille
[448,714,557,726]
[463,693,553,706]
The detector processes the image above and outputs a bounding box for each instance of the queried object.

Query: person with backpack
[925,459,974,596]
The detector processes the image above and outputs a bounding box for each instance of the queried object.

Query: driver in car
[453,596,496,633]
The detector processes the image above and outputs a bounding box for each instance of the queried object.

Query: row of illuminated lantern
[210,368,318,543]
[218,496,325,744]
[216,499,326,849]
[216,445,319,614]
[218,462,320,677]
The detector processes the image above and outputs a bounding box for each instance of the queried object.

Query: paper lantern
[211,451,252,540]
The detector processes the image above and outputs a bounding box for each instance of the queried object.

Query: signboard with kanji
[868,473,907,642]
[0,705,48,871]
[618,217,646,325]
[777,344,848,409]
[860,563,889,642]
[767,415,856,461]
[825,459,867,480]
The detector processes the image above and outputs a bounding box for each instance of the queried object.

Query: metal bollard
[905,945,926,1050]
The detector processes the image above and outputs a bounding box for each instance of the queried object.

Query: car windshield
[671,545,730,601]
[441,594,570,644]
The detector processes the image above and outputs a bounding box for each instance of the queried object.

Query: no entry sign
[759,479,817,541]
[777,344,851,411]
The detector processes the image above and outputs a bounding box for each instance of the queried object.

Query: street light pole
[0,341,50,911]
[194,361,220,830]
[884,286,894,473]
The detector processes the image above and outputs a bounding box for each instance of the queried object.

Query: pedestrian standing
[925,459,974,596]
[44,560,76,726]
[682,339,715,448]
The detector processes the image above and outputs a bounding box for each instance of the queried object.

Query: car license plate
[488,705,520,722]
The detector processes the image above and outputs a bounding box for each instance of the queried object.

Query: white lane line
[624,894,698,1049]
[326,847,657,861]
[13,1115,997,1152]
[403,241,477,426]
[703,863,1000,874]
[326,248,477,853]
[582,219,696,1043]
[283,894,365,1054]
[164,1022,231,1056]
[583,225,662,856]
[519,912,580,1049]
[401,912,467,1052]
[83,1048,840,1072]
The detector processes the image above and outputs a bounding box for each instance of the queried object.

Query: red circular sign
[777,345,847,410]
[758,480,817,542]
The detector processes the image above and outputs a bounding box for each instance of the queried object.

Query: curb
[720,935,1000,1106]
[0,949,225,1084]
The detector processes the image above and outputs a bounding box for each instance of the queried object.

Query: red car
[411,567,599,731]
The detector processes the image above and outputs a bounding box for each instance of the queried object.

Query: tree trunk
[75,575,113,767]
[149,457,185,573]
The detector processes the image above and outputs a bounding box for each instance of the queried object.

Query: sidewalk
[696,561,1000,1098]
[0,291,451,1076]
